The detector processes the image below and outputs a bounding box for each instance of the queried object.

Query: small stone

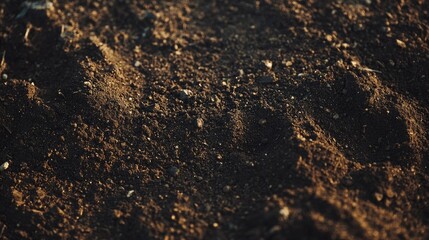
[134,60,142,67]
[258,119,267,125]
[385,188,395,198]
[113,209,123,218]
[333,113,340,120]
[351,60,360,67]
[178,89,193,100]
[1,73,8,80]
[196,118,204,129]
[326,34,333,42]
[279,206,290,219]
[0,162,9,171]
[285,61,293,67]
[396,39,406,48]
[374,192,383,202]
[126,190,135,198]
[78,207,84,216]
[262,60,273,70]
[238,69,245,77]
[223,185,232,193]
[167,166,180,176]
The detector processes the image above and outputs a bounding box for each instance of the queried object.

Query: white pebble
[1,73,8,80]
[127,190,135,198]
[134,61,142,67]
[0,162,9,171]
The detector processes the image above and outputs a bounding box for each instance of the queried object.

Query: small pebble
[178,89,193,100]
[258,119,267,125]
[279,206,290,219]
[196,118,204,129]
[83,81,92,88]
[333,113,340,120]
[385,188,395,198]
[0,162,9,171]
[223,185,232,193]
[2,73,8,80]
[167,166,180,176]
[126,190,135,198]
[374,192,383,202]
[396,39,406,48]
[134,60,142,67]
[238,69,244,77]
[262,60,273,70]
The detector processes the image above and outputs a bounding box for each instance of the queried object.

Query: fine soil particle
[0,0,428,239]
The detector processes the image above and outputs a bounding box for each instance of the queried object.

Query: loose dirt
[0,0,428,239]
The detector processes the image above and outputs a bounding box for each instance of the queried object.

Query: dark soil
[0,0,428,239]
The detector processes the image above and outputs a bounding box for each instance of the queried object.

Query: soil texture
[0,0,428,239]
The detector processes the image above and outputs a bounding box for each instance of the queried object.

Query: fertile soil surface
[0,0,428,239]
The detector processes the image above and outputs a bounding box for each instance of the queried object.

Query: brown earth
[0,0,428,239]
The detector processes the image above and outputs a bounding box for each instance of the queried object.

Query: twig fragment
[358,67,382,74]
[24,25,32,42]
[0,51,5,67]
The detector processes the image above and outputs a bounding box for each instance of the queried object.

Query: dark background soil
[0,0,428,239]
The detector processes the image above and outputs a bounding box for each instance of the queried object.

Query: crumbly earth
[0,0,428,239]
